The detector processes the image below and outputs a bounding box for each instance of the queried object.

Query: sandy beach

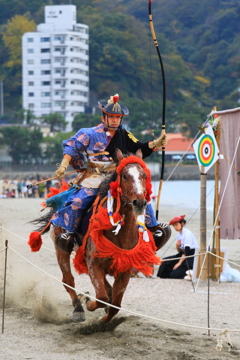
[1,197,240,360]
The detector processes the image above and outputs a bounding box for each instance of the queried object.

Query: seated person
[157,215,199,279]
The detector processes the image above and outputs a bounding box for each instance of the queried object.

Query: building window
[41,37,50,42]
[28,38,34,42]
[41,81,51,86]
[41,48,50,53]
[28,60,34,64]
[28,49,34,53]
[41,70,51,75]
[28,82,34,86]
[54,36,61,41]
[55,101,62,106]
[41,103,51,108]
[41,59,51,64]
[28,93,34,97]
[41,92,51,97]
[28,71,34,75]
[55,80,61,84]
[54,48,61,52]
[54,58,63,63]
[28,103,34,109]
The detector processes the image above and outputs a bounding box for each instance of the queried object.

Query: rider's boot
[147,223,172,250]
[55,233,81,255]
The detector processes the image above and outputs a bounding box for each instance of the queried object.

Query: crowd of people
[0,175,69,199]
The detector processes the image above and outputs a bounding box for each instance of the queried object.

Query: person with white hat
[157,215,199,279]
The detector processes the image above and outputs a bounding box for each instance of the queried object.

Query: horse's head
[114,149,152,215]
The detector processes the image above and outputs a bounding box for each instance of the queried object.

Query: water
[152,180,215,212]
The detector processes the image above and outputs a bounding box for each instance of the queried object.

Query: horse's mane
[97,172,117,200]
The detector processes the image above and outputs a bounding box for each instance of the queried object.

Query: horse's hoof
[104,305,109,314]
[78,292,90,304]
[72,311,86,322]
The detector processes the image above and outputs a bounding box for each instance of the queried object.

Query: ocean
[152,180,215,212]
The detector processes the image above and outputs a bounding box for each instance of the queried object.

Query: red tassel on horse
[28,231,43,252]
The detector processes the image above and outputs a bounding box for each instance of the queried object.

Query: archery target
[193,126,219,174]
[198,134,215,167]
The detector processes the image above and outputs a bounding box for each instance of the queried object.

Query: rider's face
[101,115,122,130]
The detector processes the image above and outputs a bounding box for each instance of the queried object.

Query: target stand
[193,126,219,174]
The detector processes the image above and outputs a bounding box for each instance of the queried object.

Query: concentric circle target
[198,134,215,167]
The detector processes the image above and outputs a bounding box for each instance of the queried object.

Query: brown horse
[29,150,169,323]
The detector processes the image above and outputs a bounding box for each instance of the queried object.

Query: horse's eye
[122,174,127,180]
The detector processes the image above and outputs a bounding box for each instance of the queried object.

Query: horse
[28,149,168,323]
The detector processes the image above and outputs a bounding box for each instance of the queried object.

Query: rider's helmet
[98,94,129,117]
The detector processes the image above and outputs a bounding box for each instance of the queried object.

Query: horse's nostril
[132,199,147,208]
[132,199,139,207]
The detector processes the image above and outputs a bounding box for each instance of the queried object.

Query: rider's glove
[149,133,168,150]
[55,158,69,178]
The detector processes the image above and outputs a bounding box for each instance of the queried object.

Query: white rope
[6,244,240,336]
[195,135,240,291]
[165,114,212,182]
[216,329,233,352]
[0,246,6,252]
[208,251,240,270]
[0,224,55,252]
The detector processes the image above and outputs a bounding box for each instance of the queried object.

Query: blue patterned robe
[51,123,158,232]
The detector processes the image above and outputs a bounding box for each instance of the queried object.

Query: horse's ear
[116,149,124,162]
[135,149,143,159]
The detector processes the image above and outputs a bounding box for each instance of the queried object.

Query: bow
[148,0,166,221]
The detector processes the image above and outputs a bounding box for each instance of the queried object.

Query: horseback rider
[52,94,169,254]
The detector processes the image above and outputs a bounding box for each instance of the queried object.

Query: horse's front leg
[101,272,131,322]
[85,261,109,312]
[50,226,85,322]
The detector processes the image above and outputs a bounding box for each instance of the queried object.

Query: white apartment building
[22,4,89,132]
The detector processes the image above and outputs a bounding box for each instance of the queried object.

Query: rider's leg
[52,187,97,254]
[145,203,172,250]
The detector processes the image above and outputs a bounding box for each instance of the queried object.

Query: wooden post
[2,240,8,334]
[213,107,221,280]
[199,166,208,280]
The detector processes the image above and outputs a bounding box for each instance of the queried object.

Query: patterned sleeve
[62,129,90,170]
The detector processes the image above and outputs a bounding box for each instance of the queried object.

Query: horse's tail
[28,210,54,252]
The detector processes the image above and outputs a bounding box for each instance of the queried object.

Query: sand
[0,197,240,360]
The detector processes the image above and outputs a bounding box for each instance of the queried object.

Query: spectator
[17,179,23,198]
[38,179,45,198]
[157,215,199,280]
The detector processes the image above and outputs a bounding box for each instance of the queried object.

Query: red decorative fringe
[73,205,160,277]
[28,231,43,252]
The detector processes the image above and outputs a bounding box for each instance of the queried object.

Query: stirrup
[55,233,76,254]
[148,223,172,251]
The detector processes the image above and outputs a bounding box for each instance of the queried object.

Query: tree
[43,131,74,164]
[72,113,100,132]
[1,14,36,110]
[41,113,68,133]
[0,126,42,164]
[2,14,36,68]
